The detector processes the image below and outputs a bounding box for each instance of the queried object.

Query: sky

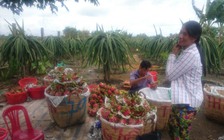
[0,0,205,37]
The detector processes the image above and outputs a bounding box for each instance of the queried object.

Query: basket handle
[142,113,156,133]
[204,84,209,89]
[138,91,146,99]
[203,84,211,94]
[143,114,156,124]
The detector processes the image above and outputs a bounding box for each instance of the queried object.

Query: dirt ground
[1,54,224,140]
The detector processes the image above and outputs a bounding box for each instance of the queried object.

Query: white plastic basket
[139,87,171,104]
[139,87,172,130]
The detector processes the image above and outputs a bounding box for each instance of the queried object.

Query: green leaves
[0,0,99,15]
[84,31,133,82]
[0,35,48,76]
[0,20,49,76]
[206,0,224,23]
[140,34,222,73]
[218,40,224,67]
[141,35,177,65]
[66,37,84,60]
[201,35,221,73]
[43,36,69,64]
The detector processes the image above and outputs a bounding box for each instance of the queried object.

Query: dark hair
[183,20,202,43]
[140,60,151,69]
[183,20,206,76]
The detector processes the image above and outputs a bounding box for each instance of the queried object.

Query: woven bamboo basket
[203,83,224,124]
[139,87,172,130]
[99,110,157,140]
[45,87,90,128]
[147,100,171,130]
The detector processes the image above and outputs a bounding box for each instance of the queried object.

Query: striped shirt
[166,43,203,108]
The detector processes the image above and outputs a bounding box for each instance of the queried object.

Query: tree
[0,0,99,15]
[63,27,91,40]
[63,27,79,38]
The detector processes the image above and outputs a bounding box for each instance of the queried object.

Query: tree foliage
[0,0,99,15]
[191,0,224,72]
[192,0,224,39]
[206,0,224,23]
[63,27,90,39]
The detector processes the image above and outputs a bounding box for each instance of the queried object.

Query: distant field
[0,37,6,46]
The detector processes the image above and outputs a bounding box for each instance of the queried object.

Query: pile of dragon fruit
[100,91,152,125]
[46,81,87,96]
[88,82,153,125]
[88,82,119,116]
[45,66,87,96]
[44,66,79,83]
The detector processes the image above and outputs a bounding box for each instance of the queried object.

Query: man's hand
[144,74,152,80]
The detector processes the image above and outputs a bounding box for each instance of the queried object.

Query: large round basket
[139,87,172,130]
[45,86,90,128]
[203,81,224,124]
[99,108,157,140]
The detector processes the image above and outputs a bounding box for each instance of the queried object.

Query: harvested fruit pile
[45,81,87,96]
[7,86,25,94]
[5,86,28,104]
[44,66,79,83]
[100,91,152,125]
[45,66,87,97]
[88,83,119,117]
[87,82,154,126]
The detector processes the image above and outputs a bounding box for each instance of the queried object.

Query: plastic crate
[28,86,46,99]
[5,91,27,104]
[18,77,38,89]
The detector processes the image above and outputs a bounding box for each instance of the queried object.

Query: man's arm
[130,73,152,87]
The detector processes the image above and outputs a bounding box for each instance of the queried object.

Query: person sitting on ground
[129,60,157,93]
